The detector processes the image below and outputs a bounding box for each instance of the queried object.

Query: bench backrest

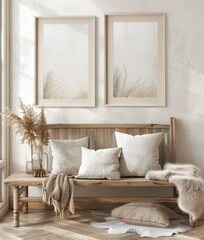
[46,117,176,168]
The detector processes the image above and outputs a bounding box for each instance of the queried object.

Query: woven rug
[91,217,191,238]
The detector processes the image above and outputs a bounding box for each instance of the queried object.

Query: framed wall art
[105,14,165,106]
[35,16,95,107]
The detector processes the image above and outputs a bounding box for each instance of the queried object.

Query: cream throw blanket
[42,173,75,218]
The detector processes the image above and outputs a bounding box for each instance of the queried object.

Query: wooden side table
[4,172,47,227]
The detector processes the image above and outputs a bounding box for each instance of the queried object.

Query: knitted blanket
[42,173,75,218]
[146,163,204,224]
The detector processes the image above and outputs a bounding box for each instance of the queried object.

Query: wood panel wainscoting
[4,117,177,227]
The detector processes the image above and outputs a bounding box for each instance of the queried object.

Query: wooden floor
[1,209,204,240]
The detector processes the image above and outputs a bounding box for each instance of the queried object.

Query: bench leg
[23,186,28,214]
[189,215,195,227]
[13,186,20,227]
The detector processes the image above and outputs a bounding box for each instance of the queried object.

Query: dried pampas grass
[4,98,49,146]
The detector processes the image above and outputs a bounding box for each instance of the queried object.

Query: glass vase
[26,141,48,177]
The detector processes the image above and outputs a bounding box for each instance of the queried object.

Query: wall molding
[0,0,10,218]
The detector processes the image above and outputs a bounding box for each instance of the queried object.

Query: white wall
[10,0,204,181]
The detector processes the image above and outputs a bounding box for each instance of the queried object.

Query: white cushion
[115,131,162,176]
[50,137,88,175]
[76,147,122,179]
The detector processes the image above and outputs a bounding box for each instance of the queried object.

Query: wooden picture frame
[105,14,165,106]
[35,16,95,107]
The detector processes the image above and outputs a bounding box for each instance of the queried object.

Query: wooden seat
[73,177,174,187]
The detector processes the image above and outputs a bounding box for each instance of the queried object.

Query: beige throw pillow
[111,203,179,227]
[115,131,162,176]
[50,137,88,175]
[76,147,122,179]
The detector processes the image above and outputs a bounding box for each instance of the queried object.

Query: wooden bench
[5,117,177,227]
[47,117,177,206]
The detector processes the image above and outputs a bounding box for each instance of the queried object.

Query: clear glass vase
[26,141,48,177]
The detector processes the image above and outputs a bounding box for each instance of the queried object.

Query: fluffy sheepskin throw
[146,163,204,181]
[146,163,204,225]
[42,173,75,218]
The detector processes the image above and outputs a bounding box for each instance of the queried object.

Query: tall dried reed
[4,98,49,146]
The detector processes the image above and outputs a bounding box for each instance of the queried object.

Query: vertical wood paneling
[134,128,140,135]
[52,129,60,139]
[160,130,165,166]
[105,129,110,148]
[63,129,68,139]
[170,117,176,163]
[126,128,131,134]
[86,129,90,148]
[96,129,100,149]
[121,128,126,133]
[153,128,157,133]
[75,128,80,139]
[47,119,176,165]
[86,129,90,138]
[144,129,150,134]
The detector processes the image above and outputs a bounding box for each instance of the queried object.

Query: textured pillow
[111,203,179,227]
[75,147,122,179]
[50,137,88,175]
[115,131,162,176]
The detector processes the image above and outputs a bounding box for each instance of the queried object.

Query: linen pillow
[75,147,122,179]
[50,137,88,175]
[111,203,179,228]
[115,131,162,176]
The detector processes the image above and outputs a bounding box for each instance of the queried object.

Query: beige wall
[9,0,204,196]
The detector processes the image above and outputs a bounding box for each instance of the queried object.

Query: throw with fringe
[42,173,75,218]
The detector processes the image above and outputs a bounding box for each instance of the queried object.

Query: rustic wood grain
[1,209,204,240]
